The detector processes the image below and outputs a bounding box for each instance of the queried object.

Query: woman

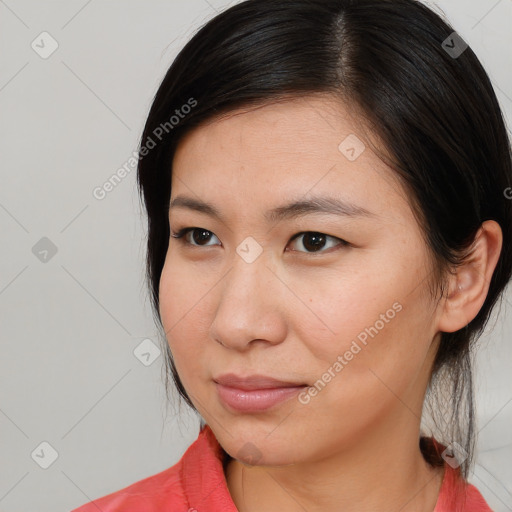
[72,0,511,510]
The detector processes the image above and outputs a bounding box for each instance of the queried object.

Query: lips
[213,373,307,390]
[213,373,308,413]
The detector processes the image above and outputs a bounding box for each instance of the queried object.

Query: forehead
[171,95,408,223]
[174,95,361,162]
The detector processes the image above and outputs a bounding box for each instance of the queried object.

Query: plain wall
[0,1,510,510]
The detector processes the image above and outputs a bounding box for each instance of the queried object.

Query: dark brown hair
[136,0,512,480]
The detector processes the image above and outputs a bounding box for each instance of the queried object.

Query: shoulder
[70,459,187,511]
[435,464,493,512]
[70,426,219,512]
[464,483,494,511]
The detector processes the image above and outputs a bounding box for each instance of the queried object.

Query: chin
[216,423,308,467]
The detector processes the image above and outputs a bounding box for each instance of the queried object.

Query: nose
[209,250,288,351]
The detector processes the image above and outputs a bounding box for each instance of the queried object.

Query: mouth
[213,373,308,413]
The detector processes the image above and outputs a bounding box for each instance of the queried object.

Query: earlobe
[437,220,503,334]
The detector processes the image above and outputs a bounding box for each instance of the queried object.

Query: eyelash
[170,227,349,254]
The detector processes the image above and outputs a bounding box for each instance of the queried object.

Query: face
[159,94,442,466]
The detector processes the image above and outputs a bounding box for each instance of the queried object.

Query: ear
[437,220,503,333]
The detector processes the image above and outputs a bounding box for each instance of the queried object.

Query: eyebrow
[169,194,376,224]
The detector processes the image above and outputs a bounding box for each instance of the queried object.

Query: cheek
[158,257,212,386]
[297,259,433,403]
[158,240,434,420]
[289,263,404,361]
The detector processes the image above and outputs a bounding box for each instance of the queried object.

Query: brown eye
[171,228,221,247]
[288,232,347,254]
[189,229,216,246]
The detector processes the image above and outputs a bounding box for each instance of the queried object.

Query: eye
[288,231,348,254]
[171,227,221,247]
[171,227,349,254]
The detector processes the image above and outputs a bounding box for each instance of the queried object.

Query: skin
[158,94,503,512]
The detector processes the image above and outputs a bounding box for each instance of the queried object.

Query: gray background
[0,1,511,510]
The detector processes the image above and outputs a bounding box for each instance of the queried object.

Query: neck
[224,407,445,512]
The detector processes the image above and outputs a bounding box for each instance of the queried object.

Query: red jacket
[71,425,492,511]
